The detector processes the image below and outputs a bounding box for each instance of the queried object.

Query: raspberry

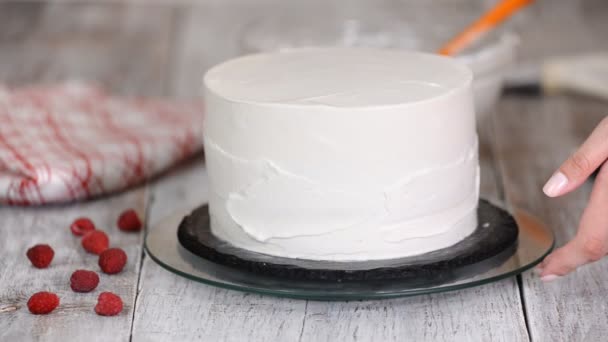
[70,217,96,236]
[98,248,127,274]
[95,292,123,316]
[70,270,100,293]
[117,209,142,232]
[26,244,54,268]
[82,230,109,255]
[27,291,60,315]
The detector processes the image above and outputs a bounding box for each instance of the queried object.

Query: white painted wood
[301,281,528,342]
[0,2,174,97]
[4,0,608,340]
[132,152,530,342]
[491,1,608,340]
[131,159,308,342]
[133,62,528,342]
[0,3,174,341]
[0,190,146,342]
[292,118,528,342]
[132,151,530,342]
[132,2,530,341]
[494,95,608,342]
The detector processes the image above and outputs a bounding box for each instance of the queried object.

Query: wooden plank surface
[0,191,146,341]
[0,3,175,341]
[300,281,527,342]
[131,147,529,342]
[131,160,309,342]
[492,1,608,341]
[0,3,175,96]
[494,95,608,342]
[292,116,527,342]
[1,0,607,341]
[131,3,529,341]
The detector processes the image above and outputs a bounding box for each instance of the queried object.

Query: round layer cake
[203,47,479,261]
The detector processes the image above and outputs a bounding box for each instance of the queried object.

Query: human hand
[537,118,608,281]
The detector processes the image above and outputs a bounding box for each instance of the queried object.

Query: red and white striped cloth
[0,82,204,205]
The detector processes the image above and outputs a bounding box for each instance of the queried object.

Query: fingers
[543,117,608,197]
[537,242,586,280]
[539,162,608,280]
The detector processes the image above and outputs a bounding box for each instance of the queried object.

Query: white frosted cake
[203,48,479,261]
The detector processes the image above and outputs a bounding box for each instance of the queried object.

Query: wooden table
[1,1,607,341]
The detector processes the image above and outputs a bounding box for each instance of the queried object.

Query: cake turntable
[145,199,554,300]
[147,48,553,300]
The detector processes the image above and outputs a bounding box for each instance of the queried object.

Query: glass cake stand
[145,205,554,301]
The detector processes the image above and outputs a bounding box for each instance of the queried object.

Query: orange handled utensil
[438,0,534,56]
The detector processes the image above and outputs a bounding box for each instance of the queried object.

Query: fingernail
[533,267,544,276]
[543,172,568,197]
[540,274,561,282]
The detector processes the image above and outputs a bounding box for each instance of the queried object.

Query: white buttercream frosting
[203,48,478,261]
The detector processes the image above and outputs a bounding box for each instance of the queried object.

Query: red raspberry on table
[117,209,142,232]
[26,244,54,268]
[98,248,127,274]
[95,292,123,316]
[70,270,100,293]
[70,217,96,236]
[82,230,109,255]
[27,291,60,315]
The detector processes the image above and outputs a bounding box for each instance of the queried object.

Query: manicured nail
[540,274,561,282]
[543,172,568,197]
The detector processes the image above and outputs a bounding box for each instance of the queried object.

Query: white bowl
[461,34,518,118]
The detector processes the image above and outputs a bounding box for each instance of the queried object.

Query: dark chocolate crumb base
[177,199,518,282]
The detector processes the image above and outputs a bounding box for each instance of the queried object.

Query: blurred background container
[238,1,521,119]
[162,0,606,111]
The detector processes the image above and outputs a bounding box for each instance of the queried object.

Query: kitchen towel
[0,81,203,205]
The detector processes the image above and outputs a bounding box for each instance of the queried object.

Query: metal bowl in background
[239,5,519,121]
